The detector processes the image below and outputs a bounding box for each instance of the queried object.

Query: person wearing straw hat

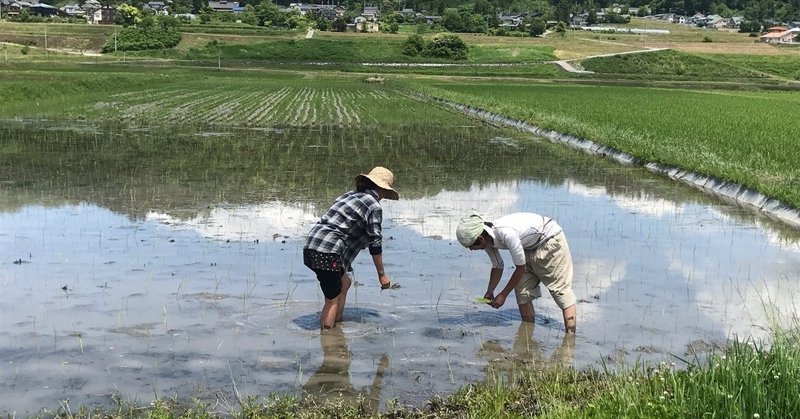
[303,167,399,329]
[456,213,577,334]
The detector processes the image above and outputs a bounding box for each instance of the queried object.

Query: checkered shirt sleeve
[304,190,383,269]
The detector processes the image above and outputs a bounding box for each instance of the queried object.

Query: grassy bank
[414,80,800,209]
[33,327,800,418]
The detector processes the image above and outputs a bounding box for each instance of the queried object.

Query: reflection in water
[480,323,575,384]
[302,327,389,412]
[2,122,800,412]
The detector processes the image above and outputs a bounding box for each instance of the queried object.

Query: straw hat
[354,167,399,200]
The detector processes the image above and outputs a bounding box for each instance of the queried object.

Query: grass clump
[28,328,800,418]
[586,330,800,418]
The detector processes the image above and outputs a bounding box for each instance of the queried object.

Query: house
[291,4,341,20]
[81,0,100,18]
[88,5,114,24]
[208,0,238,13]
[760,26,799,44]
[144,1,167,13]
[4,0,31,17]
[353,15,378,32]
[729,16,745,29]
[399,8,415,18]
[709,17,729,29]
[690,12,705,24]
[498,13,524,29]
[425,15,440,25]
[361,5,379,20]
[29,2,58,16]
[569,13,586,27]
[60,3,84,16]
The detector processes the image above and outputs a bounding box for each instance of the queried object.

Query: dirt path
[554,47,669,73]
[0,41,102,56]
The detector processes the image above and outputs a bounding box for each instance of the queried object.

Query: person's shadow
[302,326,389,412]
[479,322,575,384]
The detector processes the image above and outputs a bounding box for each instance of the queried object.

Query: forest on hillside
[384,0,799,22]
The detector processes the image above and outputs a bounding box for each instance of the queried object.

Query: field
[2,16,800,418]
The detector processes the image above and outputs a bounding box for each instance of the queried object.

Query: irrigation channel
[1,120,799,414]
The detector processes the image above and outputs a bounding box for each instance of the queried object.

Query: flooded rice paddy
[1,121,799,414]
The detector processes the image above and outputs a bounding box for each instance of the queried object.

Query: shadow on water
[432,308,561,331]
[293,307,383,331]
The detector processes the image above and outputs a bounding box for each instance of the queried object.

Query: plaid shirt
[304,189,383,270]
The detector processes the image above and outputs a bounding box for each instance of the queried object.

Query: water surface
[1,122,799,414]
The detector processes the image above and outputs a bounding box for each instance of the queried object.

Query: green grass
[702,53,800,81]
[580,49,770,81]
[414,80,800,208]
[169,35,558,64]
[29,327,800,418]
[467,43,556,63]
[604,17,758,44]
[0,21,113,50]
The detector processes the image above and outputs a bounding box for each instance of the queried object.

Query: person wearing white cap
[304,167,399,329]
[456,213,577,333]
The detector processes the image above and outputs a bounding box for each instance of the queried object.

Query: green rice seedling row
[415,80,800,208]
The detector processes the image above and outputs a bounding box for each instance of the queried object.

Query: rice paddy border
[429,96,800,230]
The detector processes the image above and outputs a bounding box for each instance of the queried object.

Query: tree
[332,17,347,32]
[253,0,279,26]
[527,17,546,36]
[114,3,142,27]
[587,8,598,25]
[738,20,762,33]
[170,0,192,14]
[191,0,208,14]
[423,32,468,60]
[380,12,401,33]
[401,34,425,56]
[555,21,567,37]
[199,6,213,24]
[316,16,331,31]
[555,0,572,24]
[102,14,182,52]
[440,8,465,31]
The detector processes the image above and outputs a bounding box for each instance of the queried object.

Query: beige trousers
[514,231,576,310]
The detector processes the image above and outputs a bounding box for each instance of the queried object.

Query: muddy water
[1,122,799,414]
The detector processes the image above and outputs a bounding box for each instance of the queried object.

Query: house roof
[760,29,796,39]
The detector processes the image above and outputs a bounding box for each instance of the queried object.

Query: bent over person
[303,167,399,329]
[456,212,577,333]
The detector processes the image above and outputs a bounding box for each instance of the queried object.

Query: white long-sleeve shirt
[483,212,562,269]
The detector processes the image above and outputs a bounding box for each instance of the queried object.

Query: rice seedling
[415,80,800,209]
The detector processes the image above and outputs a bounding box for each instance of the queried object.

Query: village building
[760,26,800,43]
[208,0,241,13]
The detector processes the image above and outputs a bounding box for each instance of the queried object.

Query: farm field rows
[0,70,472,127]
[415,80,800,208]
